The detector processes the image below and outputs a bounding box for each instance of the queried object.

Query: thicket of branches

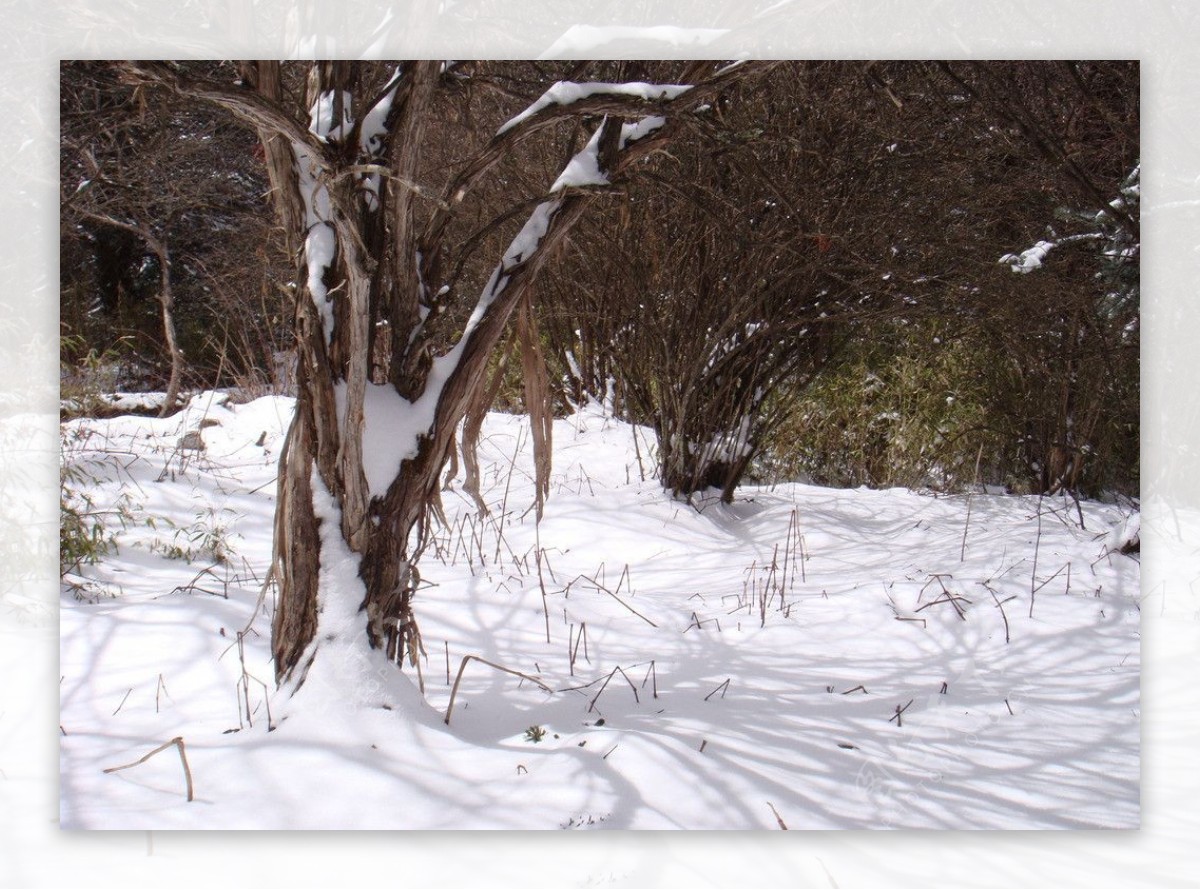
[533,61,1138,499]
[60,62,295,408]
[60,60,1138,500]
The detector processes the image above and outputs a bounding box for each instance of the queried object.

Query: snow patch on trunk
[293,142,336,343]
[278,469,422,715]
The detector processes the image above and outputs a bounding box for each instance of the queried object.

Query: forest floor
[59,392,1140,829]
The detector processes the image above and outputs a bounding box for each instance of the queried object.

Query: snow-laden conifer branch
[999,233,1106,274]
[1000,165,1139,274]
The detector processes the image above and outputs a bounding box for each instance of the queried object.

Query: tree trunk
[148,234,185,417]
[71,210,185,417]
[118,59,773,687]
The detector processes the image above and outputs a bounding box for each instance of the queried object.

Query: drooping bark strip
[118,60,774,684]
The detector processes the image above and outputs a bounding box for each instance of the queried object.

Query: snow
[292,142,337,341]
[497,81,692,136]
[1000,238,1056,273]
[550,127,608,192]
[60,391,169,414]
[308,90,353,143]
[335,379,438,498]
[358,67,402,156]
[1000,233,1108,273]
[465,199,562,341]
[358,67,402,211]
[620,115,667,149]
[60,395,1141,829]
[547,113,669,191]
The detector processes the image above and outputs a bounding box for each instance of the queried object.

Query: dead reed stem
[104,736,194,802]
[444,655,552,725]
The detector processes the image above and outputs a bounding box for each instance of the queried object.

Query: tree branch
[116,61,332,170]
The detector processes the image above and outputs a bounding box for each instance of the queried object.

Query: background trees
[540,64,895,500]
[60,62,292,409]
[531,60,1138,498]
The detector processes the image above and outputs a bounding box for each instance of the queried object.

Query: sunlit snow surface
[60,393,1139,829]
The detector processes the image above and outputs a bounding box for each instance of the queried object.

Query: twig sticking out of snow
[567,622,591,676]
[585,665,640,713]
[444,655,552,725]
[981,582,1016,644]
[704,678,731,702]
[111,688,132,716]
[767,801,789,829]
[103,736,194,802]
[917,574,970,621]
[1030,499,1044,618]
[563,569,657,627]
[888,699,914,728]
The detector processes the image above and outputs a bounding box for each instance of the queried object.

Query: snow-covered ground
[59,393,1140,829]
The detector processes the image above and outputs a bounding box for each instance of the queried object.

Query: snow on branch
[551,128,608,192]
[620,116,668,150]
[497,81,692,136]
[1002,166,1139,274]
[543,114,667,191]
[309,90,354,143]
[358,66,403,157]
[1097,163,1140,227]
[356,67,403,210]
[999,240,1055,274]
[468,200,563,335]
[999,233,1105,274]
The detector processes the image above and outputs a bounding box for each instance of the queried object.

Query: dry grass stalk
[704,678,731,701]
[444,655,552,725]
[568,622,590,675]
[565,569,657,627]
[640,660,658,699]
[767,801,789,829]
[103,736,194,802]
[586,666,640,712]
[917,574,970,620]
[1030,496,1044,617]
[961,442,985,561]
[889,699,914,727]
[112,688,132,716]
[155,673,170,714]
[982,582,1015,643]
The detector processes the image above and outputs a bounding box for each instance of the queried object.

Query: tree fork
[114,60,778,686]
